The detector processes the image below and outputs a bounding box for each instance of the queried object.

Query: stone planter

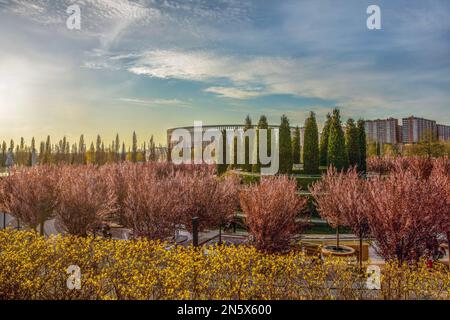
[321,245,355,258]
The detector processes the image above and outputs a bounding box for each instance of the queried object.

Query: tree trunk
[359,235,363,271]
[336,225,340,249]
[219,226,222,244]
[447,231,450,269]
[40,221,45,236]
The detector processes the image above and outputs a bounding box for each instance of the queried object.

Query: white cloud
[2,0,449,125]
[123,48,450,121]
[119,97,190,107]
[204,86,262,99]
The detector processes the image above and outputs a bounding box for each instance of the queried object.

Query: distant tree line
[232,108,367,175]
[367,130,450,158]
[0,132,166,167]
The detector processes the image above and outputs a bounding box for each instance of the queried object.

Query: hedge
[0,229,448,300]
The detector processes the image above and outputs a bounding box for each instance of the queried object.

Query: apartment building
[401,116,437,144]
[365,118,401,144]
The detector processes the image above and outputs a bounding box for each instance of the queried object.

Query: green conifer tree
[345,118,360,168]
[319,113,332,167]
[303,112,320,174]
[115,134,120,162]
[327,109,348,171]
[243,115,253,172]
[252,115,270,173]
[131,131,138,163]
[279,114,293,174]
[292,126,301,165]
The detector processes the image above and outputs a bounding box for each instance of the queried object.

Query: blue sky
[0,0,449,144]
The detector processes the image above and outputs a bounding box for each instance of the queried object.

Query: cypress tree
[9,140,14,163]
[95,135,102,165]
[115,134,120,162]
[88,142,95,164]
[71,143,77,164]
[357,119,367,173]
[29,137,36,166]
[1,141,6,166]
[121,143,126,162]
[39,141,45,164]
[279,114,293,174]
[216,130,228,175]
[327,109,348,171]
[345,118,360,168]
[253,115,270,173]
[243,115,253,172]
[131,131,138,163]
[142,142,147,162]
[319,113,331,167]
[44,136,52,164]
[292,126,301,165]
[303,112,320,174]
[149,135,157,162]
[62,136,67,163]
[101,142,105,165]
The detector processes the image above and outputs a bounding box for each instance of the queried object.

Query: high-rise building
[437,124,450,142]
[365,118,401,144]
[402,116,437,144]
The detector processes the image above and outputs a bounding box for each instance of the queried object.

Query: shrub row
[0,229,448,300]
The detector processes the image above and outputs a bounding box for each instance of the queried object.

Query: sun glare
[0,58,33,113]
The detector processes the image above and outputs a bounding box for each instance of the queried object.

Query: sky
[0,0,449,145]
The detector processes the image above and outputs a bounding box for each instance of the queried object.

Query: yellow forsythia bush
[0,229,448,300]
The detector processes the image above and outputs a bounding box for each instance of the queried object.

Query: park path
[1,212,59,236]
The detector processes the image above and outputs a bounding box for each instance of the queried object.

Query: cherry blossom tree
[367,156,393,175]
[55,165,116,236]
[368,156,435,179]
[121,166,179,240]
[310,168,351,251]
[430,156,450,264]
[207,174,240,243]
[176,166,240,235]
[0,165,59,235]
[310,168,369,267]
[365,168,448,263]
[240,176,307,253]
[103,162,133,226]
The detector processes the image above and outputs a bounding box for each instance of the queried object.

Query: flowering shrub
[176,167,240,233]
[0,165,59,235]
[0,163,238,240]
[367,156,449,178]
[240,176,308,253]
[56,165,116,236]
[312,159,449,263]
[310,168,369,267]
[0,229,448,300]
[365,168,449,263]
